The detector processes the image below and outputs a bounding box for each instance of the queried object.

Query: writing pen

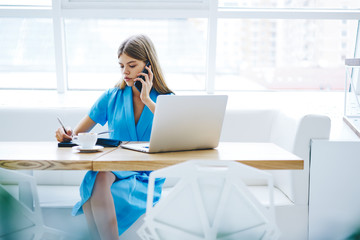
[57,116,68,134]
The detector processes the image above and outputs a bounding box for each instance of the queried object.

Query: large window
[219,0,360,9]
[65,18,207,90]
[0,0,359,92]
[216,19,357,90]
[0,18,56,89]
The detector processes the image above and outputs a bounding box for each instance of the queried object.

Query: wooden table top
[0,142,303,171]
[0,142,115,170]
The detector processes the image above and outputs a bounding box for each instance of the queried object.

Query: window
[65,18,207,90]
[216,19,357,90]
[0,0,51,7]
[218,0,360,9]
[62,0,208,9]
[0,18,56,89]
[0,0,359,92]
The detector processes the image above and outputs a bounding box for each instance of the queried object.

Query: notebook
[121,95,228,153]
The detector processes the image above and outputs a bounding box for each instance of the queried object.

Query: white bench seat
[3,184,293,210]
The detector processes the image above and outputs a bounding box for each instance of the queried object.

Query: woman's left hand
[136,64,153,104]
[135,64,156,113]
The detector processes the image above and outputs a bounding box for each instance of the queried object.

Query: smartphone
[135,61,150,93]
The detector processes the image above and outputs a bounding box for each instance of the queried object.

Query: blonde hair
[115,34,173,94]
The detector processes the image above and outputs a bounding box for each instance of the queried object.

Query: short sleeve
[88,90,109,126]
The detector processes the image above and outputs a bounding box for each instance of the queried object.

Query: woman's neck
[132,86,141,98]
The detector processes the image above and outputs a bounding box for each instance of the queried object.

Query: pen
[57,116,68,134]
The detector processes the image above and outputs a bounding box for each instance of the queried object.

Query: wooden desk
[0,142,303,171]
[0,142,116,170]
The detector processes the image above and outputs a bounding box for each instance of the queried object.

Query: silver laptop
[121,95,228,153]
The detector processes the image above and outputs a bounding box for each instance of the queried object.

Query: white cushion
[37,185,80,208]
[220,109,278,142]
[0,107,107,142]
[33,170,87,186]
[270,113,331,204]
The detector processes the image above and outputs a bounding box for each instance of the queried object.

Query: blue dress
[72,86,165,236]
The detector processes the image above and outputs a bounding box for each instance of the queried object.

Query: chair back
[139,160,280,240]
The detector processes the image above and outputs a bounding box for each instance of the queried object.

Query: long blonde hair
[115,34,173,94]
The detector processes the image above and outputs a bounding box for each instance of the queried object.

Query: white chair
[221,111,331,239]
[0,168,80,240]
[138,160,280,240]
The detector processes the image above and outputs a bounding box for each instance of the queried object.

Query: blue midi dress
[72,86,165,235]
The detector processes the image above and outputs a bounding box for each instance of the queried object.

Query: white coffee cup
[74,132,98,149]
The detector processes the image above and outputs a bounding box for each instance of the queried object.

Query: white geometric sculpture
[138,160,280,240]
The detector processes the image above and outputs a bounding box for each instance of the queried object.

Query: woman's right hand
[55,127,73,143]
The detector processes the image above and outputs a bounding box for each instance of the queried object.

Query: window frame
[61,0,209,10]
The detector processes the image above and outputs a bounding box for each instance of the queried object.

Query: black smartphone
[135,61,150,93]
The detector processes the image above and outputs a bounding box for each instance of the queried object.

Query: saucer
[72,145,104,153]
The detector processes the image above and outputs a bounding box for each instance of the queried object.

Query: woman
[56,34,173,240]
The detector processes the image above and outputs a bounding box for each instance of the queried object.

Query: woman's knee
[82,200,91,213]
[94,171,116,188]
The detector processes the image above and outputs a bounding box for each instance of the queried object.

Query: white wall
[309,140,360,240]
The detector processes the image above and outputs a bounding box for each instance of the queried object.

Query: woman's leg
[83,200,101,240]
[90,171,119,240]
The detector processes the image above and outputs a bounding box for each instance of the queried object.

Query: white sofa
[0,106,331,240]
